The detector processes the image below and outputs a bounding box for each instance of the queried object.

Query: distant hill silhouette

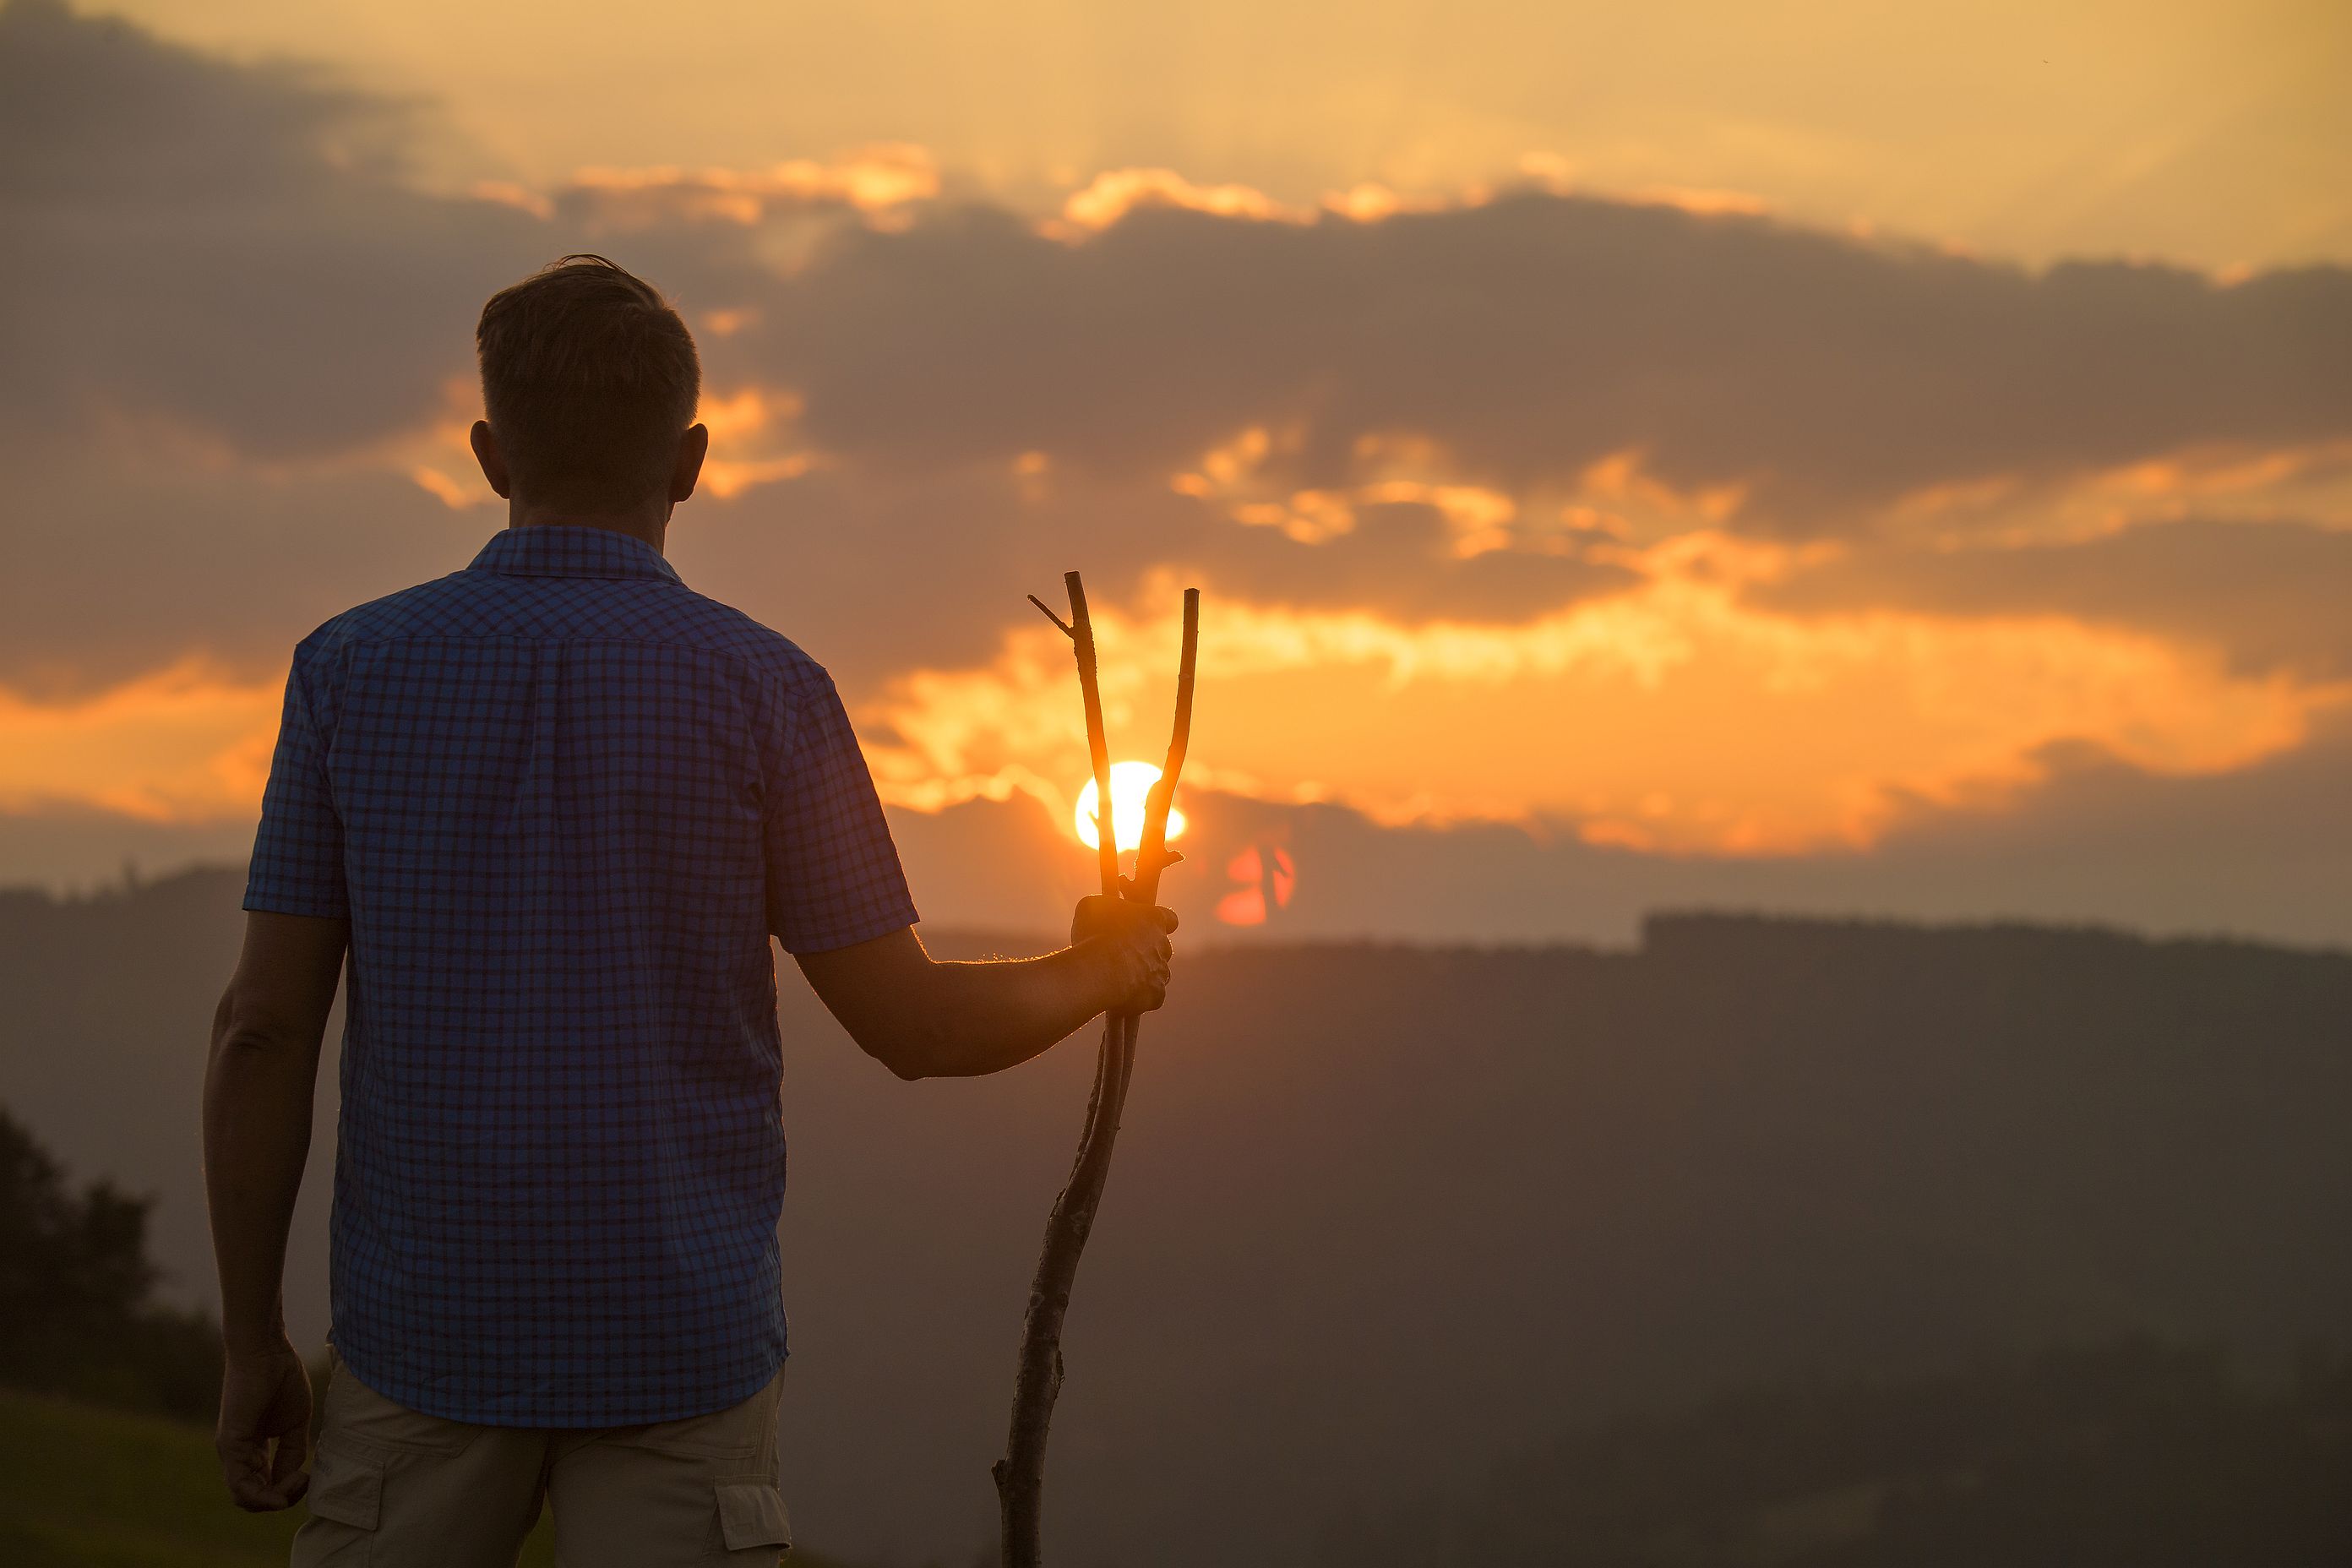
[1325,1340,2352,1565]
[1,867,2346,1565]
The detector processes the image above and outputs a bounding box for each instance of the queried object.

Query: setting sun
[1074,760,1187,852]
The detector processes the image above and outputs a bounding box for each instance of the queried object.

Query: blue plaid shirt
[244,525,918,1427]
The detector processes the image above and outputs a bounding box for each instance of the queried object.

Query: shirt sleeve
[242,645,350,919]
[764,673,920,953]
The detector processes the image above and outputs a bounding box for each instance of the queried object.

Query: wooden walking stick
[994,574,1199,1568]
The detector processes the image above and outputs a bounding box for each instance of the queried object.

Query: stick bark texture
[994,580,1200,1568]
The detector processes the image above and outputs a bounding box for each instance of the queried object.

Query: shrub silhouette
[0,1102,220,1421]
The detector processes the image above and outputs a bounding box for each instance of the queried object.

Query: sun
[1075,760,1187,852]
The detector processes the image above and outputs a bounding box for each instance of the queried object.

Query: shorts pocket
[715,1482,792,1554]
[305,1439,385,1530]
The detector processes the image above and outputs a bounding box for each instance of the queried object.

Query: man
[203,254,1177,1565]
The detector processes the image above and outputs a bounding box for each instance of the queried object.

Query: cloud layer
[748,193,2352,524]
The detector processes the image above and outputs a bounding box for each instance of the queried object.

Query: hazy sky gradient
[96,0,2352,270]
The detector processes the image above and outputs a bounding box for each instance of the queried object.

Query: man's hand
[215,1337,312,1511]
[1071,895,1178,1015]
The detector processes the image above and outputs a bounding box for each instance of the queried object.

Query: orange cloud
[1173,425,1745,560]
[860,539,2348,857]
[1875,439,2352,551]
[465,179,554,220]
[0,662,284,823]
[564,144,939,228]
[695,385,817,498]
[1057,169,1303,232]
[408,465,489,510]
[1058,170,1497,238]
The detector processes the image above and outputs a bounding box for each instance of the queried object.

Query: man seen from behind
[201,255,1177,1566]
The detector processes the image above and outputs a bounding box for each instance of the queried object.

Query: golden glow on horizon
[861,537,2350,857]
[1073,761,1187,852]
[11,495,2352,860]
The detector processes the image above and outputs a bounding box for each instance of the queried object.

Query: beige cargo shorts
[292,1347,792,1567]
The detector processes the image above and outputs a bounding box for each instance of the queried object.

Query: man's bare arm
[203,910,346,1511]
[796,896,1176,1081]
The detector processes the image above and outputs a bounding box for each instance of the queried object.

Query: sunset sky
[5,0,2349,944]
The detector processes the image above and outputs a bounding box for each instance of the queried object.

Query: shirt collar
[466,525,683,585]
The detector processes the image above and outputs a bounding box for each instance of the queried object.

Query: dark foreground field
[4,868,2349,1565]
[0,1387,519,1568]
[0,1387,870,1568]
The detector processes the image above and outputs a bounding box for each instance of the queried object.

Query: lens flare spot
[1074,760,1186,852]
[1217,886,1267,926]
[1217,841,1297,925]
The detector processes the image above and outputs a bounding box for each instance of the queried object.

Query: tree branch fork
[995,574,1200,1568]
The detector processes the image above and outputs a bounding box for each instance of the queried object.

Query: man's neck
[504,501,668,555]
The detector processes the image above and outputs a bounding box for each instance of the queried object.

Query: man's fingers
[221,1440,274,1511]
[1075,896,1179,937]
[216,1437,253,1497]
[1077,895,1179,1018]
[270,1422,311,1492]
[224,1431,310,1512]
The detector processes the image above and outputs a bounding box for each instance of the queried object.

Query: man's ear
[670,423,710,504]
[469,420,511,500]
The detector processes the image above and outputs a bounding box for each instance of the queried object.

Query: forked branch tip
[1027,594,1075,638]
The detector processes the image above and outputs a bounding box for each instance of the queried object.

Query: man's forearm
[203,994,322,1354]
[795,906,1173,1081]
[893,942,1125,1079]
